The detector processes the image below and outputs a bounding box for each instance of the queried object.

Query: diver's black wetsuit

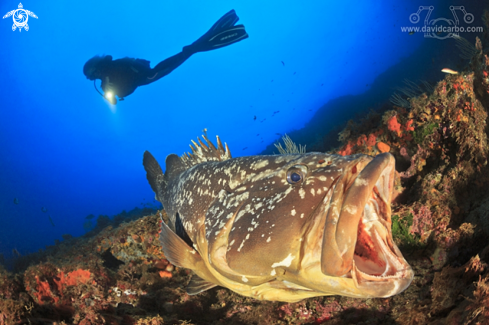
[84,9,248,104]
[98,53,191,99]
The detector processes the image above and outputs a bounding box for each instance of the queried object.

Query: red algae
[387,115,402,134]
[54,269,92,293]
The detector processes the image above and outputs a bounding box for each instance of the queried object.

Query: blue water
[2,0,475,260]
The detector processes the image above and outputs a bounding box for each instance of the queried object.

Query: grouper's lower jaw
[324,153,414,297]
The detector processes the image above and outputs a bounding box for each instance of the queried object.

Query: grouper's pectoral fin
[159,220,202,268]
[187,273,217,295]
[159,220,220,290]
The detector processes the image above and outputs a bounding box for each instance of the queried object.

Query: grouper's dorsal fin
[165,154,187,183]
[143,151,166,194]
[181,135,232,168]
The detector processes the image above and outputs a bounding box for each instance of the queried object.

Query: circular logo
[13,9,28,28]
[428,18,455,40]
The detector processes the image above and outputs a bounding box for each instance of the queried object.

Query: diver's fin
[208,25,248,50]
[143,151,166,194]
[164,154,187,183]
[209,9,239,32]
[187,10,248,53]
[187,273,218,295]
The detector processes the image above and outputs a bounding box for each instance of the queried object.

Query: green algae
[413,122,438,144]
[391,214,425,250]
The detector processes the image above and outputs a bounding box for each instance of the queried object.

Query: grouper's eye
[286,165,308,185]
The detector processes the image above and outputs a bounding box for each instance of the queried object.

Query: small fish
[242,147,248,150]
[409,31,415,35]
[48,215,55,227]
[441,68,458,75]
[275,133,281,135]
[254,116,256,121]
[41,207,47,213]
[13,198,19,205]
[256,134,259,136]
[86,214,95,219]
[281,61,285,66]
[143,135,413,302]
[293,72,296,75]
[12,248,21,258]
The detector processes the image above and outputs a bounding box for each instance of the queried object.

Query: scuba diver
[83,9,248,105]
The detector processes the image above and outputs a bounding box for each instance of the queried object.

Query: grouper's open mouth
[321,153,414,297]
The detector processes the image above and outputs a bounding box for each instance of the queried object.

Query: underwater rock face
[467,193,489,237]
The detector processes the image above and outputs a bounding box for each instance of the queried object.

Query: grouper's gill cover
[143,135,414,302]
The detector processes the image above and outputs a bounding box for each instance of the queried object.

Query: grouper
[143,135,414,302]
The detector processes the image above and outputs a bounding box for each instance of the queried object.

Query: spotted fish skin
[143,135,414,302]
